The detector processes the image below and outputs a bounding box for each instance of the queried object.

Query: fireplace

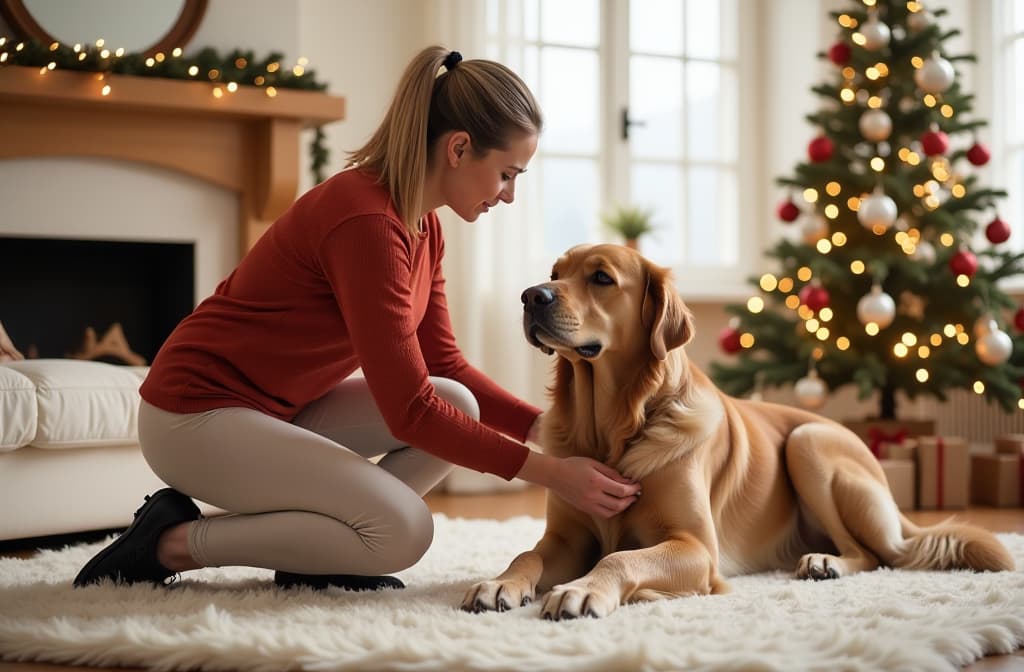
[0,236,194,363]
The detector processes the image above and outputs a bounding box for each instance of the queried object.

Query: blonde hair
[347,46,543,236]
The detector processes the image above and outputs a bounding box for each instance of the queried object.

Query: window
[485,0,753,294]
[993,1,1024,251]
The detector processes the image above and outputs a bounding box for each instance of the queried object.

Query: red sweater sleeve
[416,236,541,442]
[322,215,530,479]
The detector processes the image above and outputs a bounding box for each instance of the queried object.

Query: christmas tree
[711,0,1024,419]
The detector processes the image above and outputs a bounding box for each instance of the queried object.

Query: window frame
[485,0,762,299]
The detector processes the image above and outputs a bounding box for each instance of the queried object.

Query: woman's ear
[446,131,472,167]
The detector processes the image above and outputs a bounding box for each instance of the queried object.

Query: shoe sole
[73,488,199,587]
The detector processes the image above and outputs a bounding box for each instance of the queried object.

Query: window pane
[524,0,539,41]
[1015,2,1024,33]
[686,62,737,161]
[687,167,737,265]
[541,0,598,47]
[685,0,737,60]
[543,158,598,256]
[540,47,600,154]
[1009,149,1023,251]
[630,55,683,159]
[631,163,683,266]
[630,0,682,56]
[1013,39,1024,144]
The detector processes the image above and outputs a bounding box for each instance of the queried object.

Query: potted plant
[602,205,654,249]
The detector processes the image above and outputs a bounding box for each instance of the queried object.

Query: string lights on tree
[711,0,1024,418]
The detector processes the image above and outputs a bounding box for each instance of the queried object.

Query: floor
[1,487,1022,672]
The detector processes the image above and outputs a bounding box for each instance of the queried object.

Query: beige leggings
[138,377,472,575]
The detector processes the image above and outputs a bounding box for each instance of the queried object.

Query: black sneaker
[274,571,405,592]
[73,488,201,587]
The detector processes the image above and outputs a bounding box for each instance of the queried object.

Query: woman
[74,46,640,591]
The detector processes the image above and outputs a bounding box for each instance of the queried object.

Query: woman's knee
[374,496,435,573]
[429,377,479,420]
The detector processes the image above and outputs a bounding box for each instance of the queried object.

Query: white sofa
[0,359,191,541]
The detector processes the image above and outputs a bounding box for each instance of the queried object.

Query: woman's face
[442,132,538,222]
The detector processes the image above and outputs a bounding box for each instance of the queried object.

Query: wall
[0,0,998,425]
[0,0,427,301]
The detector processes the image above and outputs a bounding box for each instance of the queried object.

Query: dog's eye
[591,270,615,286]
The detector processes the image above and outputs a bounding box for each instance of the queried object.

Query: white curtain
[426,0,553,409]
[426,1,555,491]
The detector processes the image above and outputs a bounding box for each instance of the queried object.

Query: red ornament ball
[985,216,1011,244]
[1013,306,1024,332]
[949,249,978,277]
[920,129,949,156]
[718,326,743,354]
[776,199,800,222]
[799,285,831,312]
[828,42,852,65]
[808,136,834,163]
[967,141,991,166]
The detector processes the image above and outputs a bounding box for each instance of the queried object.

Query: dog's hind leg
[784,422,904,579]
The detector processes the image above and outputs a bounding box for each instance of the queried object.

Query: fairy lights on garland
[0,37,332,183]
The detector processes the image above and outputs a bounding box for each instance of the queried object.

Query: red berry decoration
[776,198,800,222]
[949,249,978,277]
[985,216,1011,244]
[718,326,743,354]
[799,284,831,312]
[966,141,991,166]
[1014,306,1024,332]
[808,136,834,163]
[828,42,852,65]
[920,128,949,156]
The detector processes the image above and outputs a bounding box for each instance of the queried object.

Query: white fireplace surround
[2,156,235,301]
[1,156,237,303]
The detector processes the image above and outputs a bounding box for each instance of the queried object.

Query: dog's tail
[892,515,1014,572]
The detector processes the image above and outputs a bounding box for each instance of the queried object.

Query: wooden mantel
[0,65,345,255]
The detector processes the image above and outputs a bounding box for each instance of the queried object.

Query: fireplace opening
[0,236,194,364]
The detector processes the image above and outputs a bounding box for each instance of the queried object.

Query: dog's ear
[642,266,694,361]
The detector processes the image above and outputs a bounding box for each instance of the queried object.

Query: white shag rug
[1,516,1023,672]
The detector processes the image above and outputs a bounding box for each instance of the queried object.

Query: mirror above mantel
[0,0,208,56]
[0,64,345,256]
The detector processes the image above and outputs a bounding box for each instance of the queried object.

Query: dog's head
[521,244,694,363]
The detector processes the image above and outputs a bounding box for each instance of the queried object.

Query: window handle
[620,107,646,141]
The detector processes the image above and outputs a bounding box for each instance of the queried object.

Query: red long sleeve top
[140,168,540,479]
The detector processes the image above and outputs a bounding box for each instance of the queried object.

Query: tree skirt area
[1,515,1023,672]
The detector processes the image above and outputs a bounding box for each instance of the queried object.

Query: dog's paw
[796,553,843,580]
[539,581,617,620]
[461,579,534,613]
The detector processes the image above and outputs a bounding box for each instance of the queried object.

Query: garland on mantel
[0,38,332,183]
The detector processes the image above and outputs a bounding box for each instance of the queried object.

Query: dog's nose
[521,285,555,307]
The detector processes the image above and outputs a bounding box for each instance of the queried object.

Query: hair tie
[443,51,463,71]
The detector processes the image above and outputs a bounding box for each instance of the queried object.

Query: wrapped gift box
[878,439,916,461]
[880,459,916,510]
[970,453,1023,508]
[916,436,969,509]
[844,419,934,458]
[994,434,1024,457]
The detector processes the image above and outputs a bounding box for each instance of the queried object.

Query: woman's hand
[526,413,544,446]
[517,451,640,519]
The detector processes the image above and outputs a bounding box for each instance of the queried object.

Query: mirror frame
[0,0,208,56]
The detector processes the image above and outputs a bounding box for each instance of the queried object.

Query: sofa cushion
[2,359,147,450]
[0,365,37,452]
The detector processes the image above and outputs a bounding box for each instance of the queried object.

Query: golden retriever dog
[461,243,1014,620]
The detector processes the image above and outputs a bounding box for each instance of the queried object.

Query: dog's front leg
[540,533,727,620]
[462,523,597,613]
